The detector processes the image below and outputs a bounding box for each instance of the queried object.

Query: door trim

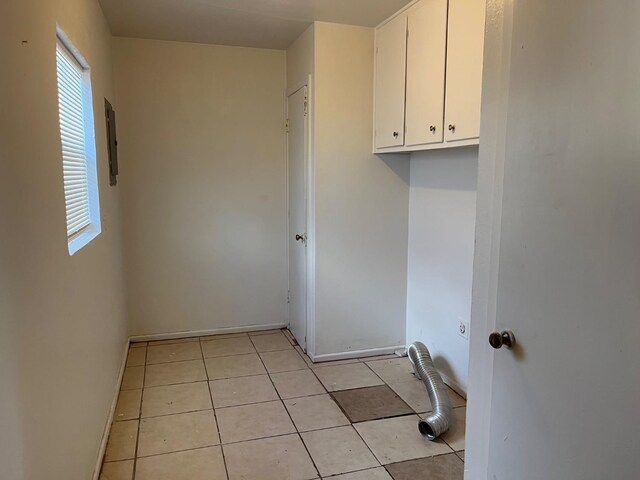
[305,75,316,359]
[286,76,316,355]
[465,0,514,478]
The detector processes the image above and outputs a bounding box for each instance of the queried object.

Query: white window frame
[55,27,101,256]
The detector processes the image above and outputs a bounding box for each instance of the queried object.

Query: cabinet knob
[429,125,436,133]
[448,124,456,132]
[393,131,399,138]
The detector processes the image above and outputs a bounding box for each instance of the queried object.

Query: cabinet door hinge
[285,119,290,133]
[287,290,291,304]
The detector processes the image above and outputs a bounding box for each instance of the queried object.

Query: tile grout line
[145,357,206,366]
[217,429,337,447]
[139,406,213,421]
[350,412,386,470]
[256,347,312,377]
[307,361,330,394]
[199,337,231,480]
[132,344,148,479]
[214,393,307,411]
[214,420,409,447]
[360,360,385,385]
[323,466,389,478]
[381,449,467,474]
[135,443,223,461]
[250,332,323,480]
[141,354,206,387]
[439,405,465,454]
[145,356,203,366]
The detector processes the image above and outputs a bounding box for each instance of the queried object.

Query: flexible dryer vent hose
[407,341,452,440]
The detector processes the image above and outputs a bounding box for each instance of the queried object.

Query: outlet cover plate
[457,320,469,340]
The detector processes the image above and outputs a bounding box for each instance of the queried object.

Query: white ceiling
[99,0,413,49]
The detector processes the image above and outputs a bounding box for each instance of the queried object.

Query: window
[55,29,101,255]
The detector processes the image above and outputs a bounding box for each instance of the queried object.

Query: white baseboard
[310,344,405,363]
[310,344,468,399]
[92,338,130,480]
[128,323,287,343]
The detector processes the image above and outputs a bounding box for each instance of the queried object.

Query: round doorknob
[429,125,436,133]
[393,131,399,138]
[448,124,456,132]
[295,234,305,242]
[489,330,515,349]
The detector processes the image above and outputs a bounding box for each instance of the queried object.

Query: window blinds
[56,41,92,238]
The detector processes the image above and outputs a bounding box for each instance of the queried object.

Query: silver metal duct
[407,341,452,440]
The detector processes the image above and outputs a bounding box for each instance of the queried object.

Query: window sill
[68,224,101,256]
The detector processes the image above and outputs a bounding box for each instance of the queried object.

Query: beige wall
[313,23,409,357]
[0,0,127,478]
[407,147,478,393]
[112,38,288,335]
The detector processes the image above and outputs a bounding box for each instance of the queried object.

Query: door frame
[465,0,514,478]
[285,76,315,356]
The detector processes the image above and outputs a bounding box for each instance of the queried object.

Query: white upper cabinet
[374,0,486,153]
[374,14,408,149]
[405,0,448,146]
[444,0,486,142]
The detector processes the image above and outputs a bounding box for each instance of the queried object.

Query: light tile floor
[100,329,466,480]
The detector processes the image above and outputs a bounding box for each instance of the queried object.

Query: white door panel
[287,87,307,350]
[444,0,485,143]
[405,0,447,146]
[470,1,640,478]
[375,14,408,149]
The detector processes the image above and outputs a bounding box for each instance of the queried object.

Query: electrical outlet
[457,320,469,340]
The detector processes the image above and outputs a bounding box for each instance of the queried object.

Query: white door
[405,0,447,146]
[468,1,640,479]
[287,86,308,350]
[443,0,485,143]
[374,14,408,149]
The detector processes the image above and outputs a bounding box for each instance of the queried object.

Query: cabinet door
[374,14,408,149]
[444,0,486,142]
[405,0,448,146]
